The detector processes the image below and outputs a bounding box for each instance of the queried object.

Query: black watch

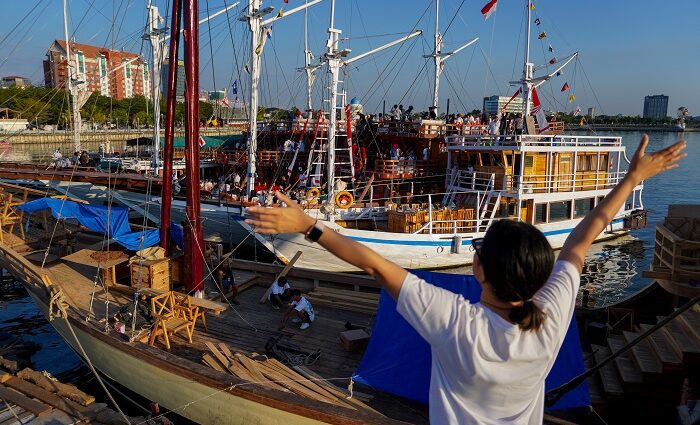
[305,220,325,242]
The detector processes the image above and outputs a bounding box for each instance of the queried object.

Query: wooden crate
[130,257,170,291]
[339,329,370,352]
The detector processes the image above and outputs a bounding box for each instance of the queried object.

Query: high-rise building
[482,95,532,115]
[643,94,669,119]
[43,40,150,100]
[1,76,31,88]
[161,60,186,102]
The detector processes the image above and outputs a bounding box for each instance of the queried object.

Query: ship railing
[446,133,622,148]
[257,119,353,133]
[446,170,499,192]
[509,171,628,193]
[372,159,435,179]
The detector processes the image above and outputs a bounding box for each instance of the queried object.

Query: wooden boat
[643,204,700,298]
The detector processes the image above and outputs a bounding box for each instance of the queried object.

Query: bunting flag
[534,18,540,26]
[267,26,273,39]
[561,82,569,92]
[277,9,284,18]
[548,44,554,52]
[538,32,547,40]
[221,97,230,107]
[481,0,498,20]
[556,71,562,76]
[549,58,556,65]
[500,87,522,113]
[232,80,238,95]
[284,0,288,3]
[244,64,250,74]
[255,26,272,55]
[568,94,576,103]
[529,2,536,10]
[199,135,207,147]
[531,86,550,134]
[579,117,587,126]
[573,106,581,116]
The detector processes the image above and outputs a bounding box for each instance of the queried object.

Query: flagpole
[522,0,533,120]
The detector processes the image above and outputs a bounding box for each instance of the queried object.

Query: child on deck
[280,289,315,330]
[269,276,292,310]
[246,135,686,424]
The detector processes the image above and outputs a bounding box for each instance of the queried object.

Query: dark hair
[278,276,288,285]
[290,289,302,297]
[479,220,554,331]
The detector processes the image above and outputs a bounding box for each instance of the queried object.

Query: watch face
[307,224,323,242]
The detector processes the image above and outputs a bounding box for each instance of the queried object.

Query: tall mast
[160,0,183,250]
[63,0,80,152]
[146,3,164,175]
[324,0,341,219]
[183,0,204,293]
[303,0,314,112]
[244,0,262,200]
[432,0,441,110]
[522,0,533,117]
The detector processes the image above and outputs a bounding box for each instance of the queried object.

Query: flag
[549,58,556,65]
[573,106,581,116]
[267,26,273,39]
[481,0,498,20]
[579,117,587,126]
[535,18,540,26]
[556,71,561,76]
[568,94,576,103]
[277,9,283,18]
[529,2,536,10]
[199,135,206,147]
[244,64,250,74]
[232,80,237,95]
[500,87,522,113]
[538,32,547,40]
[548,44,553,52]
[284,0,288,3]
[561,82,569,92]
[531,86,550,134]
[221,97,230,107]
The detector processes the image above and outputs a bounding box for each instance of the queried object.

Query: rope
[0,397,24,424]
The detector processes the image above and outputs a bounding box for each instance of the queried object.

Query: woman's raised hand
[628,134,687,183]
[245,191,315,235]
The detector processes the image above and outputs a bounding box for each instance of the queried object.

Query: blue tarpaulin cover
[17,198,159,251]
[353,269,590,412]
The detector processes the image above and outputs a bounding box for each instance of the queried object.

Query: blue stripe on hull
[345,218,625,247]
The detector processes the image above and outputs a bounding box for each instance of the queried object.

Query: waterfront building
[0,76,31,88]
[43,40,150,100]
[482,95,532,115]
[643,94,669,119]
[161,60,186,102]
[587,107,595,118]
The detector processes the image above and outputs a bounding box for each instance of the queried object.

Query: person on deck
[429,106,438,120]
[280,289,315,330]
[214,259,239,305]
[268,276,292,310]
[245,135,686,424]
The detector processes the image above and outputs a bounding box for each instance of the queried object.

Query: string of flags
[561,83,569,92]
[481,0,498,20]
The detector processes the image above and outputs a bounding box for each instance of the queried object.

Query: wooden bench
[148,291,198,351]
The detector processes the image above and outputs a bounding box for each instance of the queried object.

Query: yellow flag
[568,94,576,103]
[277,9,284,18]
[529,3,536,10]
[579,117,586,126]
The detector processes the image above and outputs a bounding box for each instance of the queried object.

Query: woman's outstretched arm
[558,135,686,272]
[245,194,408,299]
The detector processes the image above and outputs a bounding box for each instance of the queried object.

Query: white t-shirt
[269,280,290,296]
[397,260,579,425]
[292,297,315,322]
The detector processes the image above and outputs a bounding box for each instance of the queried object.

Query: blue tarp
[353,269,590,412]
[17,198,159,251]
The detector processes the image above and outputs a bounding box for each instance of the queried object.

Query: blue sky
[1,0,698,116]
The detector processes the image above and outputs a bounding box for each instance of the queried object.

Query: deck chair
[0,193,25,243]
[148,291,197,351]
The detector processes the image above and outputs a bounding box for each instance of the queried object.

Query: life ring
[216,152,228,166]
[335,191,354,209]
[306,187,321,204]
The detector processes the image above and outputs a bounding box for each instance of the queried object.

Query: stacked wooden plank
[305,287,380,315]
[387,208,475,234]
[0,357,144,425]
[202,342,375,411]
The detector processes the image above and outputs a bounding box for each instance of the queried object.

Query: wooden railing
[372,159,432,179]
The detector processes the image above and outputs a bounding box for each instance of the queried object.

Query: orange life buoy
[335,191,354,209]
[306,187,321,204]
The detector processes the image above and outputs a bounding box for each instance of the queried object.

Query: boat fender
[451,235,462,254]
[335,191,354,209]
[306,187,321,204]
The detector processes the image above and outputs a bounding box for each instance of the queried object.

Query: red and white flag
[221,97,230,107]
[199,135,207,147]
[531,86,550,134]
[481,0,498,20]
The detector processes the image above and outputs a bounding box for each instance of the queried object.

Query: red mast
[182,0,204,293]
[160,0,183,250]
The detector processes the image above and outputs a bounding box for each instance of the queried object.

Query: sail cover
[353,269,590,411]
[17,198,160,251]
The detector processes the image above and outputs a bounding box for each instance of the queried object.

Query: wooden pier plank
[638,323,682,368]
[0,385,51,416]
[607,335,643,385]
[591,345,624,397]
[621,331,663,377]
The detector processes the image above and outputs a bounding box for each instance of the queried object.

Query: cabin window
[535,203,547,224]
[549,201,572,222]
[525,155,534,169]
[598,154,609,170]
[574,198,595,218]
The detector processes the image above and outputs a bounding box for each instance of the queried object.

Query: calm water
[0,130,697,402]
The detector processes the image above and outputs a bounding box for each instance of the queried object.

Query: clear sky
[1,0,699,116]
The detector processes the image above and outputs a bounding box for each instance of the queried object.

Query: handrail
[545,292,700,407]
[446,134,622,148]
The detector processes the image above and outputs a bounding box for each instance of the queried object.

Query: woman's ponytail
[509,300,546,331]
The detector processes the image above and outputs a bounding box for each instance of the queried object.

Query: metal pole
[245,0,262,200]
[160,0,182,250]
[304,0,313,112]
[325,0,340,221]
[63,0,80,152]
[522,0,533,117]
[445,98,450,122]
[432,0,441,111]
[147,4,163,175]
[183,0,204,293]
